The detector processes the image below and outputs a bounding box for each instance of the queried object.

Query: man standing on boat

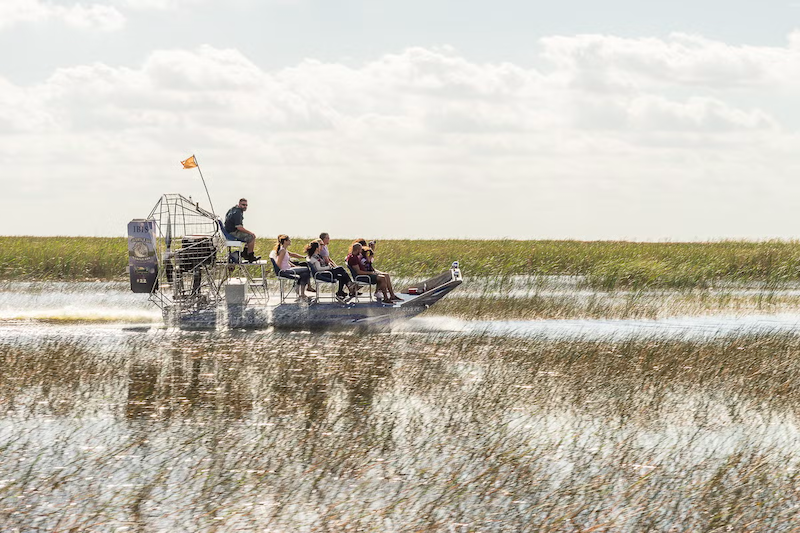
[224,198,260,262]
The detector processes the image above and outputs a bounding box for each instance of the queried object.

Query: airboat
[127,194,462,329]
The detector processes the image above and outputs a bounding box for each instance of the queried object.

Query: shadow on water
[126,347,254,421]
[124,333,390,423]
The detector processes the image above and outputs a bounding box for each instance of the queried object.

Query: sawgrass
[3,236,800,289]
[0,237,123,281]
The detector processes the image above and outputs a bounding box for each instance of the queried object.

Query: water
[3,281,800,339]
[2,282,800,531]
[0,281,159,322]
[406,313,800,340]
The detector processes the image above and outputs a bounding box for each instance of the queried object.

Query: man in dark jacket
[224,198,260,262]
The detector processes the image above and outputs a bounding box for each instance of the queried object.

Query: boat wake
[0,282,160,323]
[395,313,800,341]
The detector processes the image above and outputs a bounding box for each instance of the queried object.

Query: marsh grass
[3,330,800,531]
[432,285,800,320]
[5,237,800,289]
[0,237,124,281]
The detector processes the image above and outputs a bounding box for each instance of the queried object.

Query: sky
[2,0,800,240]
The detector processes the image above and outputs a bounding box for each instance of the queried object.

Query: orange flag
[181,155,198,169]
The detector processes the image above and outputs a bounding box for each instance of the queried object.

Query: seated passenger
[306,241,356,301]
[355,238,398,298]
[354,238,374,271]
[317,232,338,267]
[346,242,401,302]
[269,234,311,299]
[224,198,259,262]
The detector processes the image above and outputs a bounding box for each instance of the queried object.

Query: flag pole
[191,155,216,217]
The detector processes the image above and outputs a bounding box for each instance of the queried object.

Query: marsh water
[3,280,800,531]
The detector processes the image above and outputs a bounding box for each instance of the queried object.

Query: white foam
[0,282,160,323]
[400,313,800,341]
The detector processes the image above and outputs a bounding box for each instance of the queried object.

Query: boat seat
[347,264,376,302]
[216,219,245,248]
[270,257,301,303]
[307,260,339,303]
[217,219,245,264]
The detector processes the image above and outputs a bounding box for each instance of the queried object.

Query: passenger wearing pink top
[269,234,311,299]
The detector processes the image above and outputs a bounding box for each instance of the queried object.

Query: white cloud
[0,77,56,132]
[3,34,800,238]
[62,2,125,30]
[0,0,50,27]
[143,46,266,91]
[118,0,289,11]
[21,39,790,139]
[540,32,799,89]
[0,0,125,31]
[627,95,776,132]
[119,0,204,11]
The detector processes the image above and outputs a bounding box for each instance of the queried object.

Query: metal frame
[216,219,245,263]
[228,262,270,307]
[270,257,301,303]
[347,264,376,302]
[145,193,268,325]
[308,260,340,302]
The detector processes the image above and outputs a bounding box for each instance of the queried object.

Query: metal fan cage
[146,194,227,319]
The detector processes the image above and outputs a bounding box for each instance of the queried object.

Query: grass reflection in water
[1,328,800,531]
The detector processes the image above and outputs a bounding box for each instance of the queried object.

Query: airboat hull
[234,273,462,329]
[166,268,463,330]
